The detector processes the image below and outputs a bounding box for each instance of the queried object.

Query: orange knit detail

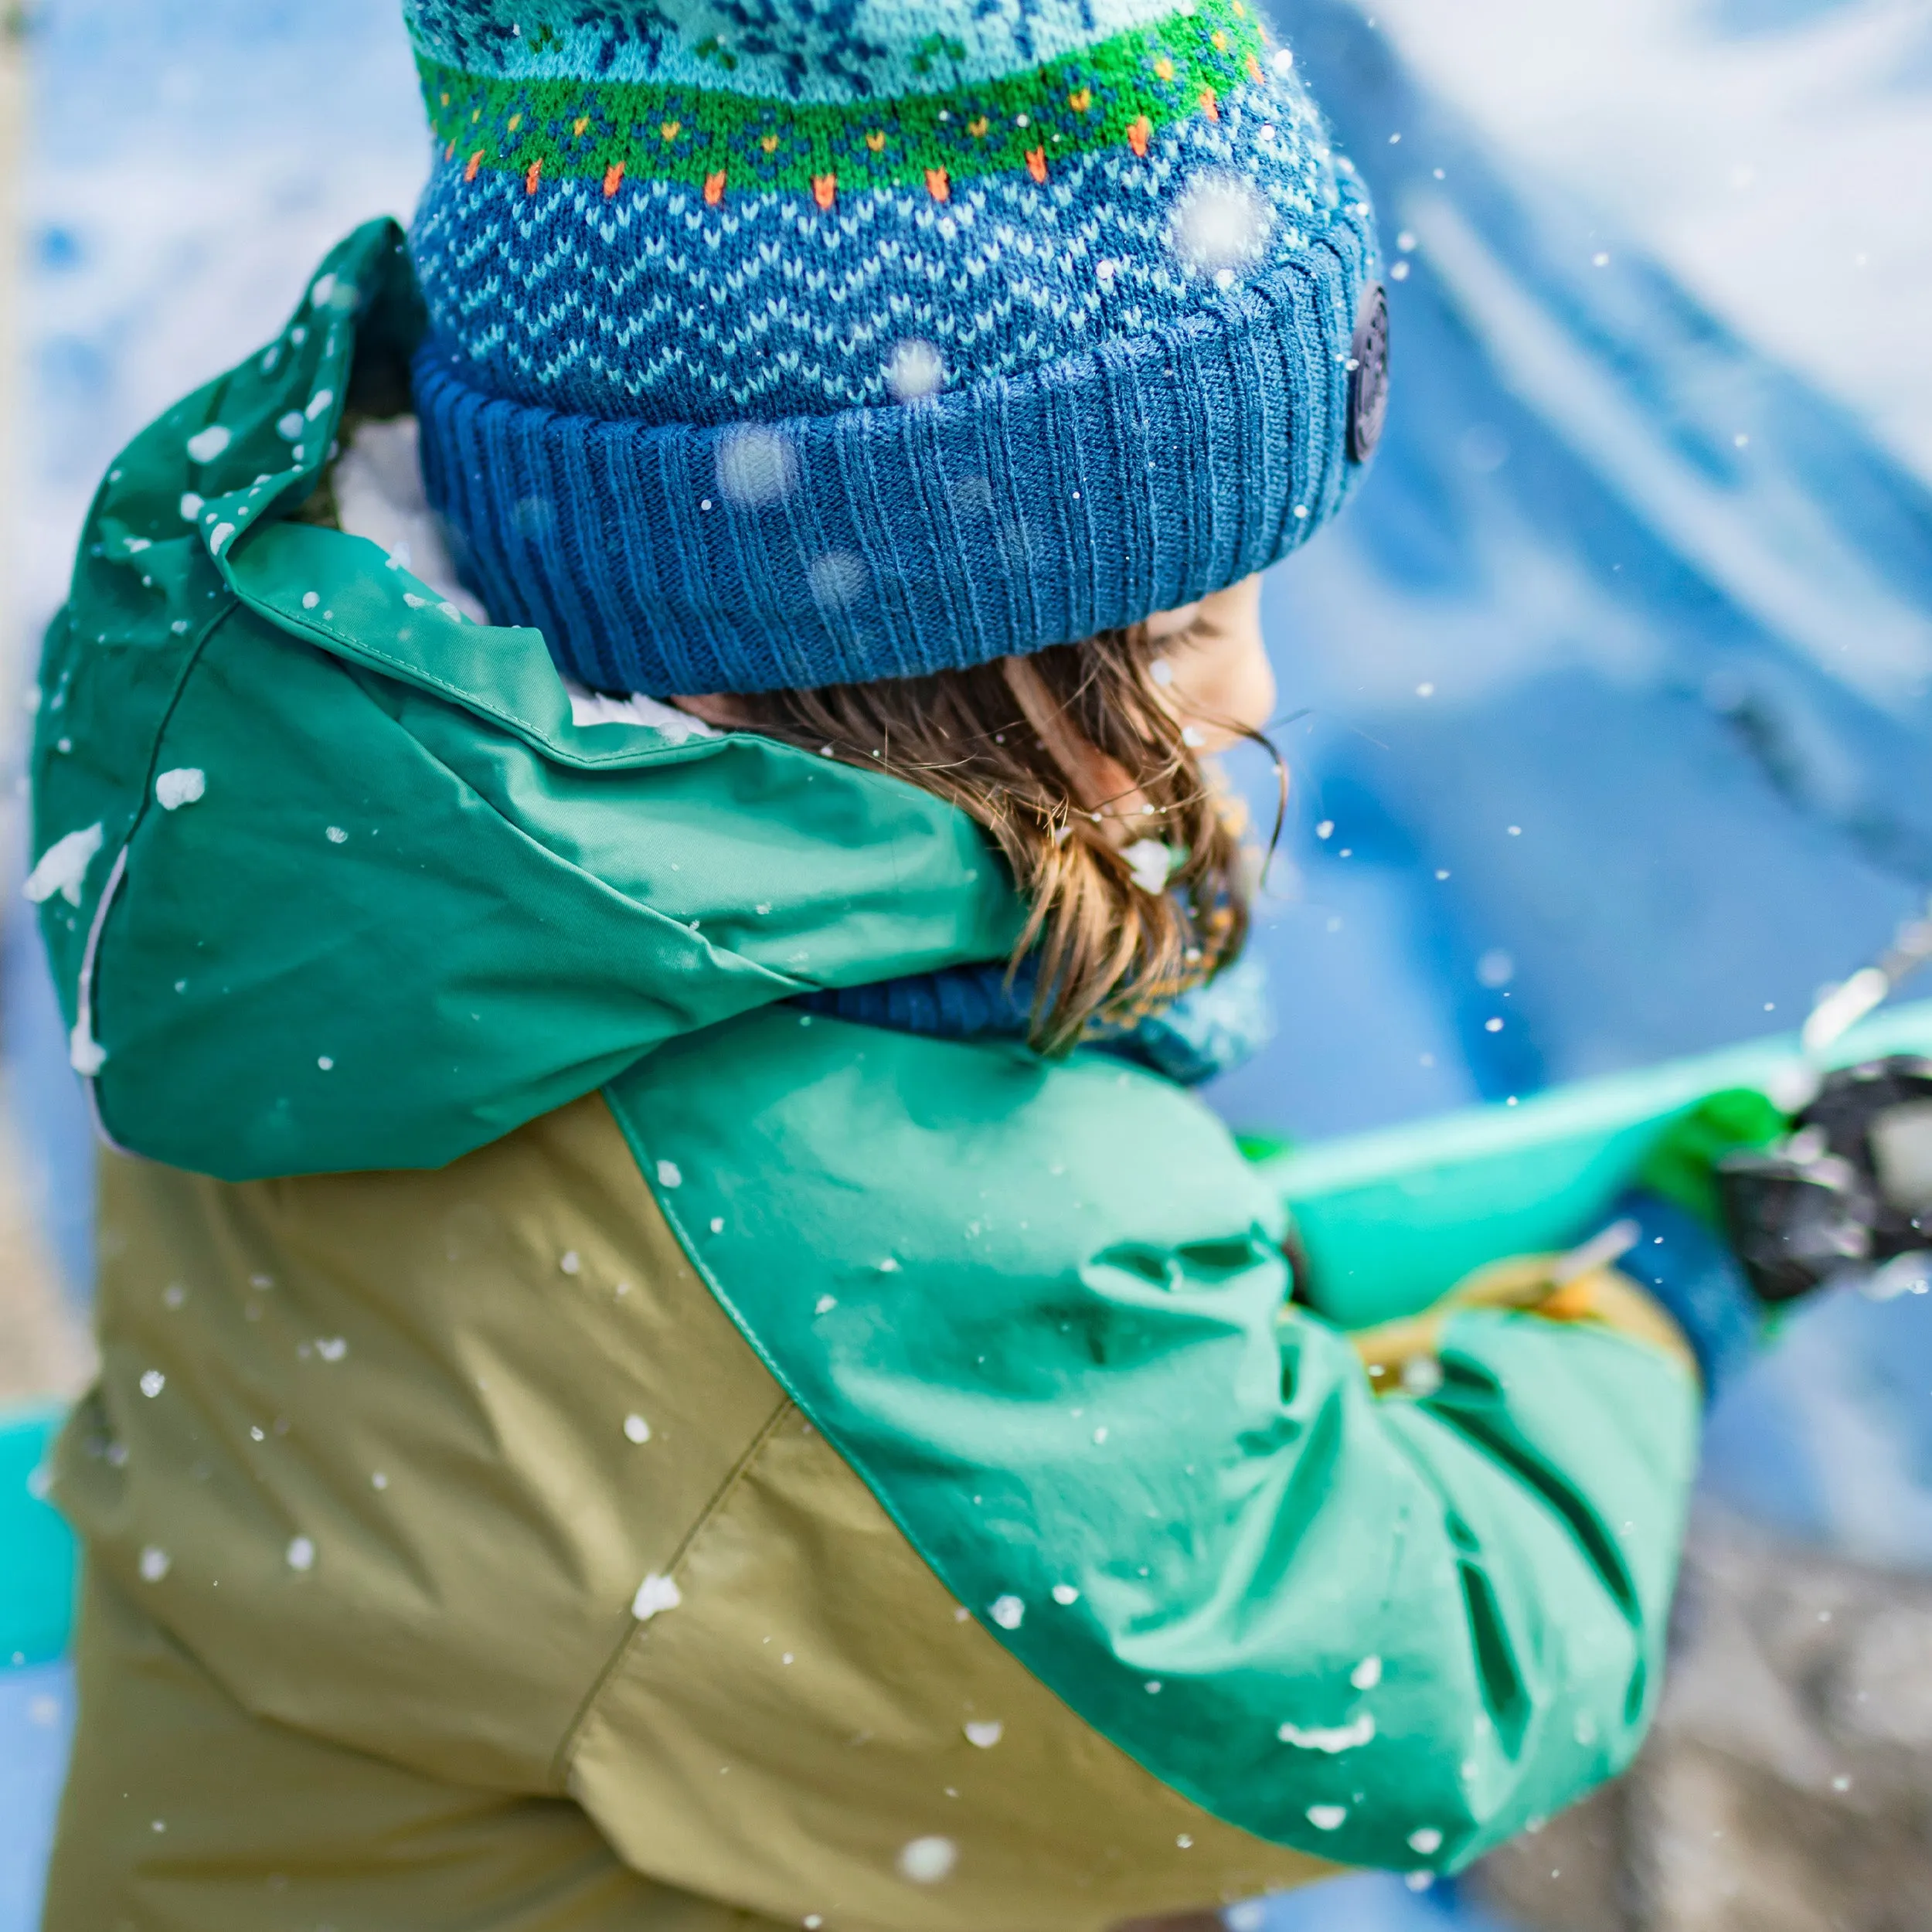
[925,167,951,202]
[525,157,543,194]
[603,162,625,197]
[704,169,727,206]
[1025,146,1047,183]
[812,173,837,210]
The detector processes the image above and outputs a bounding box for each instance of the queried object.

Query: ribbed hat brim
[414,223,1374,696]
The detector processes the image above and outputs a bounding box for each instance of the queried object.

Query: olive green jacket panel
[45,1570,774,1932]
[572,1406,1333,1932]
[58,1091,1330,1928]
[57,1094,787,1792]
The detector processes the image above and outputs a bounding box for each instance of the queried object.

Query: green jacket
[32,221,1700,1930]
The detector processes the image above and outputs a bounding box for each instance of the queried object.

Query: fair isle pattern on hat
[403,0,1382,694]
[411,90,1351,427]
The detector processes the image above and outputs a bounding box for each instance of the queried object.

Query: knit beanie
[403,0,1385,696]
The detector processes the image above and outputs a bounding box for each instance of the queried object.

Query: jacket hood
[28,222,1022,1182]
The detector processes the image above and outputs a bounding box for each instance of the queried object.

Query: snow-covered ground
[1371,0,1932,484]
[13,0,427,634]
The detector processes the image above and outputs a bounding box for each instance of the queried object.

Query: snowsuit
[30,224,1701,1932]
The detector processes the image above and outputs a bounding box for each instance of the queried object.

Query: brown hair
[723,622,1277,1053]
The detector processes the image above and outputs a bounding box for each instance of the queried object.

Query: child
[29,2,1742,1927]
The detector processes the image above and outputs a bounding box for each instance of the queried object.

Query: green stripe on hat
[417,0,1270,201]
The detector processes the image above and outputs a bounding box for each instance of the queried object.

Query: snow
[137,1546,168,1583]
[65,1019,104,1080]
[715,427,798,509]
[1406,189,1932,708]
[631,1572,682,1621]
[896,1835,958,1883]
[884,338,944,403]
[655,1160,682,1189]
[1170,172,1275,278]
[153,767,204,811]
[1350,1655,1384,1690]
[1277,1712,1376,1752]
[22,823,102,906]
[285,1536,316,1573]
[183,423,230,463]
[1408,1826,1444,1855]
[1123,838,1174,894]
[988,1594,1025,1629]
[14,3,427,647]
[138,1369,162,1397]
[623,1413,651,1444]
[331,418,486,621]
[1400,1356,1445,1397]
[1369,0,1932,483]
[1306,1804,1349,1831]
[1051,1583,1080,1605]
[564,683,719,741]
[962,1719,1004,1747]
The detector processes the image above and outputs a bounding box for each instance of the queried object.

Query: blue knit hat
[404,0,1384,696]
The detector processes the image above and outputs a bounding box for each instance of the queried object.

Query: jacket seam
[549,1387,797,1787]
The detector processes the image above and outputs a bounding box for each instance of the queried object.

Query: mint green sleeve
[606,1008,1702,1876]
